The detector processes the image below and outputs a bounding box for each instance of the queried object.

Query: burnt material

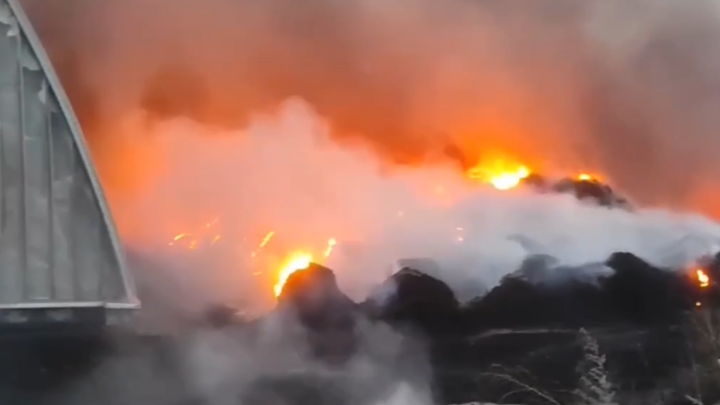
[364,268,461,337]
[553,177,630,208]
[2,251,719,405]
[522,174,632,209]
[375,252,719,335]
[277,263,359,364]
[368,253,720,404]
[603,252,696,322]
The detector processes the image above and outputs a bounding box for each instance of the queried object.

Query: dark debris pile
[251,251,720,405]
[523,174,632,209]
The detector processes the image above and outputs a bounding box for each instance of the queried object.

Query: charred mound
[278,263,358,327]
[524,174,632,209]
[363,254,720,404]
[277,263,359,364]
[368,252,720,335]
[553,177,631,208]
[363,267,461,337]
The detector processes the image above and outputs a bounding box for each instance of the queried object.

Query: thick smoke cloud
[119,101,720,309]
[13,0,720,305]
[52,100,720,404]
[16,3,720,402]
[20,0,720,211]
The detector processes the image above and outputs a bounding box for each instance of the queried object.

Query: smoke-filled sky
[17,3,720,402]
[15,0,720,310]
[21,0,720,211]
[120,101,720,312]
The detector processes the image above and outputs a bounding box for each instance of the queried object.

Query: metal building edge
[3,0,140,312]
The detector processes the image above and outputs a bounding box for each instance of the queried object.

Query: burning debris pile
[188,247,720,356]
[363,267,462,336]
[372,251,720,335]
[114,136,720,405]
[464,158,630,208]
[19,0,720,401]
[533,175,632,209]
[153,163,634,318]
[271,251,714,342]
[190,249,720,404]
[275,263,359,364]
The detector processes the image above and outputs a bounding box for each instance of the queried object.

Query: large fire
[465,158,602,191]
[163,153,611,300]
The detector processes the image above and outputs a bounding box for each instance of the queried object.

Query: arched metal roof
[0,0,139,324]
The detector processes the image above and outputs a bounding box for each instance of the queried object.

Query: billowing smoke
[14,0,720,306]
[20,0,720,211]
[16,1,720,403]
[115,100,720,309]
[53,100,720,405]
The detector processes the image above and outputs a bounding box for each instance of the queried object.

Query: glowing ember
[168,217,221,248]
[251,231,276,258]
[696,269,710,288]
[467,160,531,190]
[324,237,337,258]
[577,173,604,182]
[259,231,275,248]
[274,251,313,297]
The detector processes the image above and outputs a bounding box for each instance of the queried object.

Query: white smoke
[64,97,720,405]
[122,97,720,310]
[64,299,433,405]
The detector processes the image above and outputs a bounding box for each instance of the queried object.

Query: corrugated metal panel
[0,0,139,315]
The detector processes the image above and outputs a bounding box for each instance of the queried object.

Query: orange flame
[577,173,605,182]
[273,237,338,297]
[324,237,337,258]
[696,269,710,288]
[171,223,338,298]
[467,159,531,190]
[273,251,313,297]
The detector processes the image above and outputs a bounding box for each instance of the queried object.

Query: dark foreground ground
[0,321,711,405]
[2,250,720,405]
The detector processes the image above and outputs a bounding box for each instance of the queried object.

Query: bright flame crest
[696,268,710,288]
[467,159,531,190]
[274,251,313,297]
[272,237,338,297]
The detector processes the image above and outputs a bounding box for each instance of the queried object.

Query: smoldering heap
[522,174,632,209]
[15,245,715,405]
[275,263,359,364]
[368,251,720,335]
[222,250,720,405]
